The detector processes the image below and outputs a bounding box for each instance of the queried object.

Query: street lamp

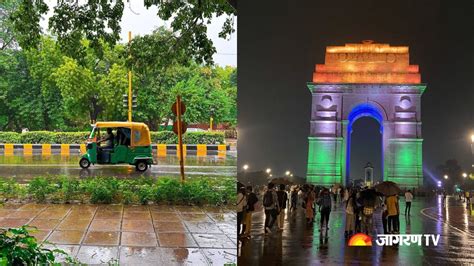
[444,174,448,179]
[243,164,249,171]
[463,173,467,178]
[285,170,290,176]
[290,174,294,177]
[266,168,271,174]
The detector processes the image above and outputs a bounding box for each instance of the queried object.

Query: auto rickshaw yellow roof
[93,121,151,147]
[94,121,149,128]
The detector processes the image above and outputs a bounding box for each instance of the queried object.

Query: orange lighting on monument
[313,41,421,84]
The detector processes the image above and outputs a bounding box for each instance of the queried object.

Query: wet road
[238,196,474,265]
[0,155,236,182]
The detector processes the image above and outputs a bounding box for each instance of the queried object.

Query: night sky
[237,0,473,181]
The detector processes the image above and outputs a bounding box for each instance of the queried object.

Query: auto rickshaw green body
[79,121,154,171]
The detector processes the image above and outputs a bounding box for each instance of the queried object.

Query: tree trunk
[90,97,102,124]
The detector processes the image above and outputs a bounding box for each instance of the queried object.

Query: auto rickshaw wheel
[136,161,148,172]
[79,158,91,169]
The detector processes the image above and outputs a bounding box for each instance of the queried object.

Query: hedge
[0,176,236,206]
[0,131,225,144]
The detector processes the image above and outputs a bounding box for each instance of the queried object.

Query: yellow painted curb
[23,144,33,155]
[196,144,207,156]
[4,144,13,155]
[60,144,70,155]
[218,144,226,157]
[157,144,167,157]
[42,144,51,155]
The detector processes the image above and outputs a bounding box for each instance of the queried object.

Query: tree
[24,36,67,130]
[213,65,237,125]
[11,0,235,65]
[52,50,128,126]
[0,50,44,131]
[143,0,236,64]
[128,27,191,130]
[9,0,48,50]
[52,57,98,125]
[0,0,20,50]
[168,64,234,125]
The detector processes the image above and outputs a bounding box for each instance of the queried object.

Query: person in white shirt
[404,190,413,216]
[237,187,247,237]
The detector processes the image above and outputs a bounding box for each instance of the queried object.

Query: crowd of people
[237,182,416,240]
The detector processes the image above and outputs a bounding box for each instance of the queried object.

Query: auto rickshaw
[79,122,154,171]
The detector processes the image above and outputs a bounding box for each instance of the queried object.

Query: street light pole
[128,31,133,122]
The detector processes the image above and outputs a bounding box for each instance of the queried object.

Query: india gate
[306,41,425,188]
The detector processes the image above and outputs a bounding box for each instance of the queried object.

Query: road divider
[0,144,229,157]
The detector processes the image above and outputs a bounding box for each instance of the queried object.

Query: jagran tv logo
[348,233,440,247]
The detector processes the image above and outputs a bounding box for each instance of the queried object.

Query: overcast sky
[39,1,236,67]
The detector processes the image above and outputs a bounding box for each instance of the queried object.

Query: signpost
[172,96,186,182]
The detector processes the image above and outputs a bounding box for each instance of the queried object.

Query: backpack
[263,191,274,207]
[320,194,331,208]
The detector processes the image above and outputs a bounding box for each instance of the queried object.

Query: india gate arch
[306,41,425,188]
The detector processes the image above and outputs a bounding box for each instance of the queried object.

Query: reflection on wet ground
[238,196,474,265]
[0,155,236,182]
[0,203,237,265]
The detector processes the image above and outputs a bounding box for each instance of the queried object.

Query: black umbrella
[375,181,401,196]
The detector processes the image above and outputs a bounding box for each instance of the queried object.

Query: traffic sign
[173,120,187,135]
[172,101,186,116]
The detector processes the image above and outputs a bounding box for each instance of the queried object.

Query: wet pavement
[0,155,236,182]
[238,196,474,265]
[0,203,237,265]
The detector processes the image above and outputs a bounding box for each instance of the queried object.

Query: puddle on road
[0,155,236,182]
[0,154,236,166]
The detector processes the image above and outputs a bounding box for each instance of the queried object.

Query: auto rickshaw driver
[98,128,114,149]
[96,128,114,163]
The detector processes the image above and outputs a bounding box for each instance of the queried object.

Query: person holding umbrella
[386,194,399,233]
[375,181,402,234]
